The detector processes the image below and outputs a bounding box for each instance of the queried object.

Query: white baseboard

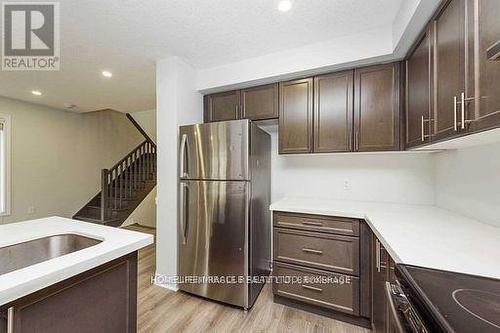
[154,281,178,292]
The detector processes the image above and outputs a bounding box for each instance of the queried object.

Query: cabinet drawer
[274,228,359,275]
[274,212,359,236]
[273,262,360,316]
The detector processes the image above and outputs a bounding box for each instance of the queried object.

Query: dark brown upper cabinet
[279,78,314,154]
[204,84,279,123]
[313,71,354,153]
[405,0,500,148]
[354,63,401,152]
[467,0,500,133]
[204,90,240,122]
[406,28,433,148]
[241,83,279,120]
[432,0,466,142]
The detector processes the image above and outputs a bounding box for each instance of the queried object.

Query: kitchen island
[0,216,153,333]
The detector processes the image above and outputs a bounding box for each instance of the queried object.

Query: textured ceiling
[0,0,403,112]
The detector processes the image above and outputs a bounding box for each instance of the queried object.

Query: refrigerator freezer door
[179,120,249,181]
[178,180,249,308]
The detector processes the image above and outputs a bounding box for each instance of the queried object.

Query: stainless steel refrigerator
[178,119,271,309]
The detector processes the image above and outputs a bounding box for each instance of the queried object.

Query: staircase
[73,116,156,227]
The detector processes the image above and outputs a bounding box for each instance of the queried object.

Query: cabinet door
[313,71,354,153]
[385,257,397,333]
[279,78,314,154]
[406,29,433,148]
[241,84,279,120]
[468,0,500,132]
[0,310,6,333]
[372,237,388,333]
[204,90,240,122]
[354,63,401,152]
[433,0,465,141]
[3,254,137,333]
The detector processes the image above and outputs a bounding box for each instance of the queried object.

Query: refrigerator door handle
[179,134,188,178]
[179,182,189,244]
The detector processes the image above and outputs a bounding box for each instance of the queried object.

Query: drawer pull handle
[301,285,323,292]
[302,221,323,226]
[7,307,14,333]
[302,248,323,255]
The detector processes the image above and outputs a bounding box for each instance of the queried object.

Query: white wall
[434,142,500,227]
[122,186,157,228]
[196,0,442,93]
[197,27,393,93]
[261,127,435,205]
[130,109,157,143]
[0,97,144,224]
[156,57,202,290]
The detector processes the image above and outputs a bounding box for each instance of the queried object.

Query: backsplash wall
[434,142,500,227]
[264,127,436,205]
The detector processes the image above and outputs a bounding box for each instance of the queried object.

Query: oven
[385,281,429,333]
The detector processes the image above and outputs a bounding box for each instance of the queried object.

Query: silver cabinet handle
[7,307,14,333]
[459,92,475,129]
[301,285,323,292]
[302,220,323,227]
[453,96,458,131]
[421,115,425,142]
[461,92,465,130]
[235,105,239,119]
[179,134,188,178]
[421,116,431,142]
[179,183,189,244]
[376,239,381,273]
[302,248,323,255]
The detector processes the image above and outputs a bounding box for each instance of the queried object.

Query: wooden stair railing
[100,140,156,222]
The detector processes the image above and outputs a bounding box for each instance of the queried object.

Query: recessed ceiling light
[102,71,113,78]
[31,90,42,96]
[278,0,292,12]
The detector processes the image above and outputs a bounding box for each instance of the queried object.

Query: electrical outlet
[28,206,36,214]
[343,180,351,191]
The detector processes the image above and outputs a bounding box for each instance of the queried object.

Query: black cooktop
[396,265,500,333]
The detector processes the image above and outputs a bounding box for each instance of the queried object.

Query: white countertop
[270,198,500,280]
[0,216,154,306]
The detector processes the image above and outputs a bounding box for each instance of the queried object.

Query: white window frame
[0,114,11,216]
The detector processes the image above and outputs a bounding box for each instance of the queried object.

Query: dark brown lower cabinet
[372,236,388,333]
[385,258,399,333]
[0,311,6,333]
[372,234,396,333]
[0,253,138,333]
[272,211,371,328]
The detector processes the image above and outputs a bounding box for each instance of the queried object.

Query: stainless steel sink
[0,234,102,275]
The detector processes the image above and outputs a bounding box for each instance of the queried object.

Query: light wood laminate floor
[126,224,370,333]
